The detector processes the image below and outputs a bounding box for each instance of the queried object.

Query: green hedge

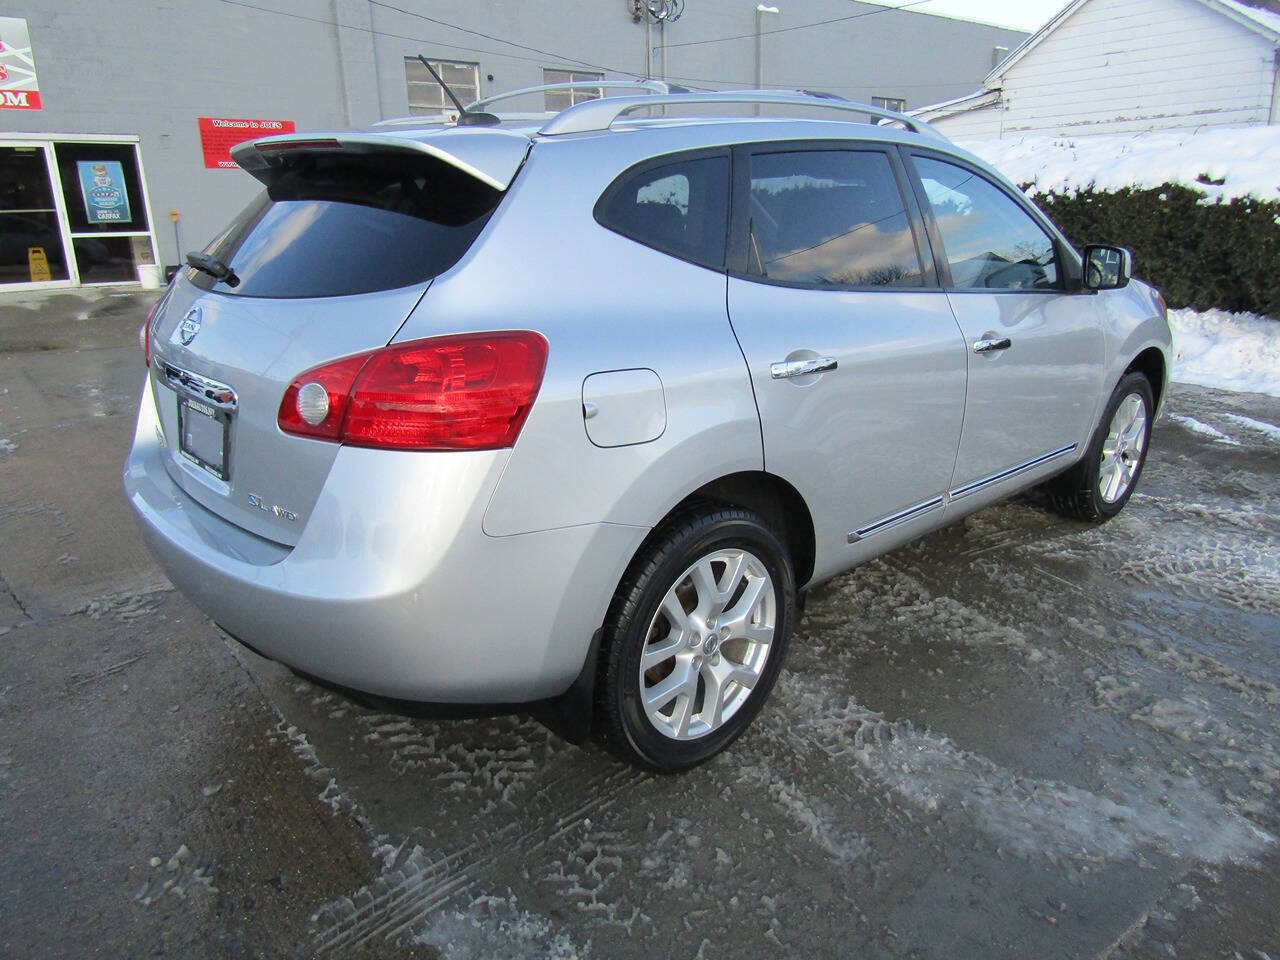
[1029,183,1280,316]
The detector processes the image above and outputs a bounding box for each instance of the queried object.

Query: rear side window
[188,152,501,299]
[746,150,925,288]
[595,154,729,270]
[912,156,1059,291]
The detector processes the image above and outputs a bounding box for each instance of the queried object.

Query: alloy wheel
[1099,392,1148,503]
[638,549,776,740]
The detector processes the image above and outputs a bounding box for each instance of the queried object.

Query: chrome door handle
[770,356,838,379]
[972,337,1012,353]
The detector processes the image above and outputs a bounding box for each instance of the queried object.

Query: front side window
[596,154,729,270]
[913,156,1059,291]
[544,69,604,111]
[404,58,480,115]
[746,150,925,288]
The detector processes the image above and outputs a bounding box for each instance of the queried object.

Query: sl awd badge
[178,305,203,346]
[248,493,299,522]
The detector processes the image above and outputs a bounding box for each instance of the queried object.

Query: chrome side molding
[848,495,944,543]
[949,443,1077,502]
[847,443,1078,544]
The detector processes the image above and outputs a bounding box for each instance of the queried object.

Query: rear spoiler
[230,130,532,192]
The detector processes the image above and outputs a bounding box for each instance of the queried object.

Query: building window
[405,58,480,115]
[543,69,604,112]
[871,96,906,113]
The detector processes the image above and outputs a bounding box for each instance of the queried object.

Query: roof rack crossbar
[537,90,948,140]
[469,79,687,111]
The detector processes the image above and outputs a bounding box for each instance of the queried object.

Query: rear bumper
[123,378,647,704]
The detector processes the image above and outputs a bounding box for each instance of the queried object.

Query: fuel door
[582,368,666,448]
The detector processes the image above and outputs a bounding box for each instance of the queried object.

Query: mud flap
[528,628,603,746]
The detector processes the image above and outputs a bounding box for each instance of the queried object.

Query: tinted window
[913,156,1058,291]
[188,152,501,299]
[746,150,924,288]
[596,155,729,270]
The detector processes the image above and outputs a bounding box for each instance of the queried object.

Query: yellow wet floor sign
[28,247,52,283]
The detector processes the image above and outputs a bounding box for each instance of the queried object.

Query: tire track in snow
[766,673,1275,868]
[312,764,644,954]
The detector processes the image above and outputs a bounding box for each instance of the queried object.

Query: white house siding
[931,103,1004,137]
[997,0,1278,135]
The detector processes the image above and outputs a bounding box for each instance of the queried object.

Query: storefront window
[1,137,160,288]
[53,141,157,284]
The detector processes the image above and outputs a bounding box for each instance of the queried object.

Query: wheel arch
[668,470,817,590]
[1123,345,1168,413]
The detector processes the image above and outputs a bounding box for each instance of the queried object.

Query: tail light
[140,296,164,367]
[278,332,548,451]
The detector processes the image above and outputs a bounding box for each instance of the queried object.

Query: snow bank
[1170,308,1280,397]
[957,125,1280,203]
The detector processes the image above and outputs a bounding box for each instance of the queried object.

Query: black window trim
[726,139,941,293]
[899,146,1085,295]
[592,146,733,274]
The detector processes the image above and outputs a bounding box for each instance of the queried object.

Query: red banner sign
[0,17,42,111]
[198,117,296,169]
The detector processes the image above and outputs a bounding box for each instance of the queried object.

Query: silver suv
[125,85,1171,772]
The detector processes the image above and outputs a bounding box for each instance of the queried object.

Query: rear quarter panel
[391,134,764,538]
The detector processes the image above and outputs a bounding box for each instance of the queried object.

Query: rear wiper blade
[186,251,240,287]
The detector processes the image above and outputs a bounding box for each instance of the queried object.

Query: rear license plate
[178,396,230,480]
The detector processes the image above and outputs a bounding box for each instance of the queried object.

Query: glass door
[0,143,72,287]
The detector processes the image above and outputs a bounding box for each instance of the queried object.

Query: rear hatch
[147,131,528,546]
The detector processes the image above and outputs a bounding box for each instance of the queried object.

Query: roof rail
[469,79,687,111]
[538,89,949,140]
[371,81,688,128]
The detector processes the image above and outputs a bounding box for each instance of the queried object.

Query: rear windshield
[188,152,502,299]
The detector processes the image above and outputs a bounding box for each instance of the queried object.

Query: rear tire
[1047,371,1153,523]
[594,505,795,773]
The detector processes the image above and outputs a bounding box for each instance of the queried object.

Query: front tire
[1047,371,1154,523]
[594,506,795,773]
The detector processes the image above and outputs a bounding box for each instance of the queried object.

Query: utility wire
[215,0,639,76]
[215,0,967,100]
[366,0,621,74]
[656,71,986,91]
[660,0,941,49]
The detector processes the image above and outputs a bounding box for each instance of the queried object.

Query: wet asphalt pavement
[1,289,1277,959]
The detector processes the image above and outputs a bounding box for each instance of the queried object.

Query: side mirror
[1082,244,1132,291]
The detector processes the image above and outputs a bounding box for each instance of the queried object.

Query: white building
[915,0,1280,137]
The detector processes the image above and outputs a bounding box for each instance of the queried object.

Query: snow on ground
[1166,414,1240,445]
[774,672,1276,870]
[1169,308,1280,398]
[957,125,1280,203]
[1223,413,1280,442]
